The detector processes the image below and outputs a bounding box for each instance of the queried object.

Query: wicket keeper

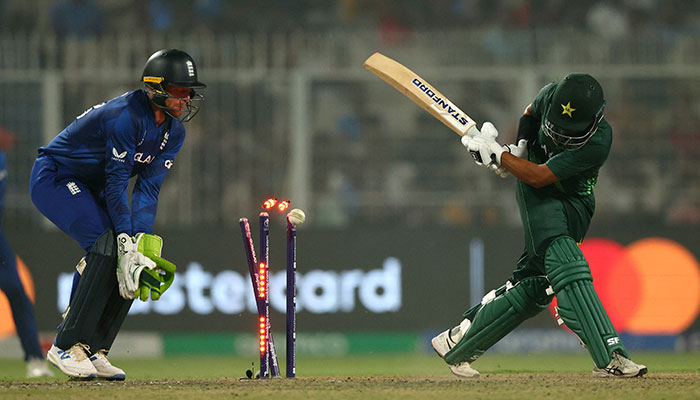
[432,73,647,378]
[29,49,205,379]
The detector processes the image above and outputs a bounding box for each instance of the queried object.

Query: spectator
[50,0,106,39]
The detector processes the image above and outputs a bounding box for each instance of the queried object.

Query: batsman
[432,73,647,378]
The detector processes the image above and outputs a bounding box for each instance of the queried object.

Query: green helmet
[543,73,605,151]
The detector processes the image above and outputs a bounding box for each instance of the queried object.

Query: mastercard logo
[549,237,700,335]
[0,256,35,339]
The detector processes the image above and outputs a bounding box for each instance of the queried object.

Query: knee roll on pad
[545,236,592,292]
[445,276,552,365]
[544,236,628,368]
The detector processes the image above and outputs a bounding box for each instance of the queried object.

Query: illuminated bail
[277,200,290,212]
[262,198,278,209]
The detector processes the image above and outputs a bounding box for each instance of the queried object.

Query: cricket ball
[288,208,306,225]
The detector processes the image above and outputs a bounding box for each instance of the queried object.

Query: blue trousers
[29,156,112,253]
[30,155,114,315]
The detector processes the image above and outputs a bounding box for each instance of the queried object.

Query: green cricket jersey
[512,82,612,279]
[528,82,612,196]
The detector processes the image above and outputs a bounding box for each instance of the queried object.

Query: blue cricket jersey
[38,90,185,235]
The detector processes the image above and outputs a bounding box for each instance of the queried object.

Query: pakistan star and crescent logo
[561,102,576,118]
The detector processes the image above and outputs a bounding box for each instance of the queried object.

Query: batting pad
[56,230,132,352]
[445,276,551,365]
[545,236,628,368]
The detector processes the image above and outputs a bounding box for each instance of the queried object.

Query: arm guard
[516,113,539,144]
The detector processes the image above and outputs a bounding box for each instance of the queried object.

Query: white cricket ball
[288,208,306,225]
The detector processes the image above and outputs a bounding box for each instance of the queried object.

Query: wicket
[239,198,300,379]
[286,216,297,378]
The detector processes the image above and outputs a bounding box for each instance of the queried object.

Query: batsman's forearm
[501,152,558,188]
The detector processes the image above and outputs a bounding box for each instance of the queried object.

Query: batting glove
[491,139,528,178]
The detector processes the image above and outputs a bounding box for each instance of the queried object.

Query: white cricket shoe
[26,357,54,378]
[90,350,126,381]
[448,361,481,378]
[593,352,648,378]
[47,343,97,379]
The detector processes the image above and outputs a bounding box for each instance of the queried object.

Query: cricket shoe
[26,357,54,378]
[90,350,126,380]
[448,361,480,378]
[593,352,647,378]
[47,343,97,379]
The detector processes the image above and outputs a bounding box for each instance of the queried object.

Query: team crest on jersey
[111,147,127,162]
[561,102,576,118]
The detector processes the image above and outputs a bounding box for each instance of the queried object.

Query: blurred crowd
[0,0,699,229]
[0,0,698,38]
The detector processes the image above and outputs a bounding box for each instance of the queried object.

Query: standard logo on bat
[412,78,469,127]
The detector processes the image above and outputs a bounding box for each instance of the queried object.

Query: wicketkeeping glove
[116,233,157,300]
[135,256,176,301]
[133,233,176,301]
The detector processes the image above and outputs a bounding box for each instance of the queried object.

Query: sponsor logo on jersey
[137,130,147,146]
[134,153,155,164]
[164,159,173,169]
[160,132,169,150]
[111,148,127,162]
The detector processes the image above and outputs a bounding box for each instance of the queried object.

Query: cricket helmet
[142,49,206,122]
[543,73,605,151]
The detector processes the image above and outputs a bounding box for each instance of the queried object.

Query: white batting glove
[491,139,528,178]
[479,122,499,139]
[474,136,505,166]
[116,233,157,300]
[461,122,502,167]
[505,139,528,158]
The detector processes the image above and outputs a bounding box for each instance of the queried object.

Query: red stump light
[259,316,267,355]
[258,262,267,298]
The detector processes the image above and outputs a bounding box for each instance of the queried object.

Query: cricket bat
[363,52,481,138]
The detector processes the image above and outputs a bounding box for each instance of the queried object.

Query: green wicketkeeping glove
[132,233,176,301]
[135,256,176,301]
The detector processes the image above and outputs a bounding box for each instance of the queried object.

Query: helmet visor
[146,83,204,123]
